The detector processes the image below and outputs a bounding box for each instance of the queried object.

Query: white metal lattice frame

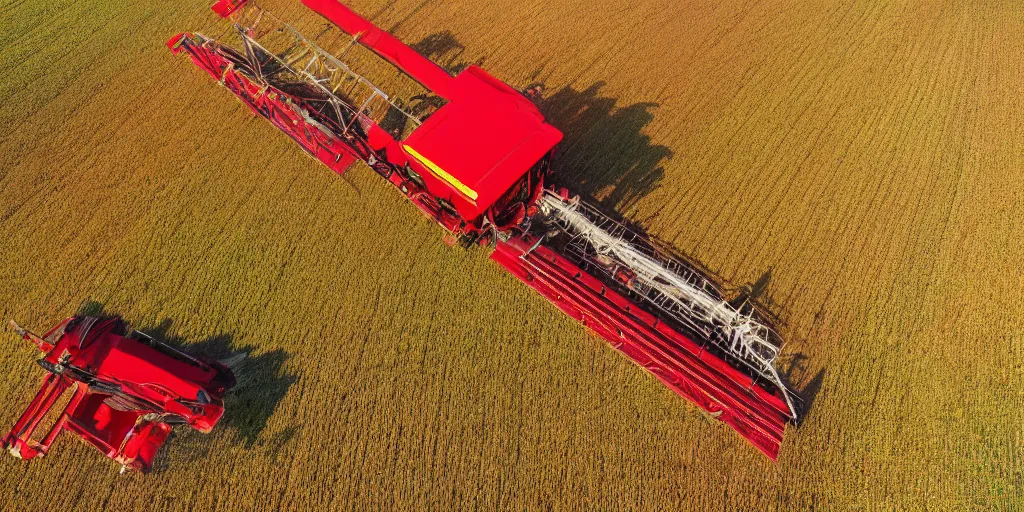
[537,192,798,419]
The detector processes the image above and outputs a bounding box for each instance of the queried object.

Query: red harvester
[169,0,800,459]
[3,316,236,473]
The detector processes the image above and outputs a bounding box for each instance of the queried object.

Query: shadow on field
[540,83,671,213]
[778,352,826,426]
[723,272,827,425]
[410,31,473,74]
[77,301,297,455]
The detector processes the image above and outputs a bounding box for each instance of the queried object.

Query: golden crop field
[1,0,1022,509]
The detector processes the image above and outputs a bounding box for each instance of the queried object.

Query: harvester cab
[3,316,236,473]
[401,64,563,223]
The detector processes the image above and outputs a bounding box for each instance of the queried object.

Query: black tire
[36,358,61,375]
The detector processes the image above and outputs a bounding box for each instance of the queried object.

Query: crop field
[1,0,1022,509]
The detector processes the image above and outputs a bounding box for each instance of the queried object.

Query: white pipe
[538,192,797,418]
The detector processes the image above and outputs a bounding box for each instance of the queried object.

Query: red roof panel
[403,66,563,219]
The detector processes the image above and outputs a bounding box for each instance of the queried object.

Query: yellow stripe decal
[404,145,478,202]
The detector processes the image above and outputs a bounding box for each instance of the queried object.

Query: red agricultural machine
[3,316,236,473]
[169,0,800,459]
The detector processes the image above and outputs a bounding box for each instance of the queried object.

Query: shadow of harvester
[777,351,827,426]
[136,318,296,448]
[540,83,672,213]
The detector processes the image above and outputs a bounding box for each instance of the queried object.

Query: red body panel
[492,238,790,459]
[4,316,234,472]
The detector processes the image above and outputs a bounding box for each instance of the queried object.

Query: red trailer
[4,316,236,473]
[169,0,800,459]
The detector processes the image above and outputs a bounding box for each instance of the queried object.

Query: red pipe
[7,374,70,452]
[301,0,455,98]
[38,386,89,453]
